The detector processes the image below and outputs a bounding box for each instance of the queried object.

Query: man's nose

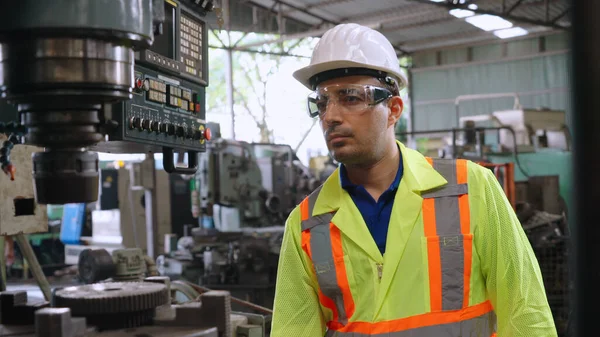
[321,101,343,124]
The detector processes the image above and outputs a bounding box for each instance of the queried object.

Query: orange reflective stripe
[300,197,310,220]
[319,289,340,324]
[301,231,312,259]
[456,159,472,308]
[426,157,433,165]
[422,198,442,311]
[335,300,493,334]
[330,224,355,320]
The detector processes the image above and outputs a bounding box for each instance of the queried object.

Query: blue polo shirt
[339,150,403,255]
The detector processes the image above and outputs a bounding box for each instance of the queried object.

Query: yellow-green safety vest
[271,141,557,337]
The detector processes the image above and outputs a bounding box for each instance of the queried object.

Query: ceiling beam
[407,0,569,30]
[551,7,570,23]
[234,7,441,49]
[505,0,525,15]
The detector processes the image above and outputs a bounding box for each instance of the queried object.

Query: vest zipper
[376,263,383,281]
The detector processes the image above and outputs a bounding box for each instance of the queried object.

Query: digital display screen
[180,12,203,79]
[149,1,176,59]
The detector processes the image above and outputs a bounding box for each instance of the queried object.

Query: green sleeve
[475,167,558,336]
[271,208,326,337]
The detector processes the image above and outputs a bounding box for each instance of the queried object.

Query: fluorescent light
[465,14,513,31]
[429,0,446,2]
[468,4,478,10]
[449,8,475,18]
[493,27,529,39]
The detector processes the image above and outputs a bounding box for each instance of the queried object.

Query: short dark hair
[378,77,400,97]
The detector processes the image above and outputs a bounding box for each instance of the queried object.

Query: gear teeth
[53,282,169,330]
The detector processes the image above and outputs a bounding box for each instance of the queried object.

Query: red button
[195,103,200,113]
[204,128,212,141]
[135,78,143,89]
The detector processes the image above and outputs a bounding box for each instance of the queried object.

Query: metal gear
[53,282,169,330]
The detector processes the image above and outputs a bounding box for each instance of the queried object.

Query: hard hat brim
[293,60,407,90]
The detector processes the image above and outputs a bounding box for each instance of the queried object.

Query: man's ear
[388,96,404,127]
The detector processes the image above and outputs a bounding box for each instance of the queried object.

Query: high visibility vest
[299,158,497,336]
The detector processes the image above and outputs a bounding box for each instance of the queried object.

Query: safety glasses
[306,84,393,118]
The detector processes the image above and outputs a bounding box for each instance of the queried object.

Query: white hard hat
[293,23,408,91]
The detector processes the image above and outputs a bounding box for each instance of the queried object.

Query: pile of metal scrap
[517,203,571,336]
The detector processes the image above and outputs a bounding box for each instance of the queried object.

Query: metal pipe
[454,92,522,127]
[15,234,51,301]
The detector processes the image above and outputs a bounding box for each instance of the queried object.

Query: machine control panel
[93,65,211,154]
[90,0,211,161]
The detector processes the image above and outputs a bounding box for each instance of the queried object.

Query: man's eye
[341,95,362,104]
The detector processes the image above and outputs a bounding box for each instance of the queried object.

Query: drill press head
[0,0,214,204]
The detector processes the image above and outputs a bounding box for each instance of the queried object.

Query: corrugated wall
[410,32,571,132]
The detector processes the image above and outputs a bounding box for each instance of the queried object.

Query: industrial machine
[0,0,213,206]
[196,131,320,231]
[0,2,276,336]
[156,130,322,308]
[0,248,271,337]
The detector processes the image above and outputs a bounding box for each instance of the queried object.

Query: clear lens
[307,84,392,118]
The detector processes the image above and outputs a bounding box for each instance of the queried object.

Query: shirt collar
[339,144,403,192]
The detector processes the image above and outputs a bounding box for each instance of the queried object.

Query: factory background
[0,1,576,336]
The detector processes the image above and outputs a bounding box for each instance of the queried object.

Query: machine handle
[162,147,198,174]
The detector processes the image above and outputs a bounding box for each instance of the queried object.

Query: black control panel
[91,64,209,154]
[91,0,211,165]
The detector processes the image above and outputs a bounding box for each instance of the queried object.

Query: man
[271,23,557,337]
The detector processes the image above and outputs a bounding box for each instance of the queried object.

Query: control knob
[186,127,195,139]
[176,126,185,138]
[129,117,141,130]
[167,124,176,136]
[142,119,150,130]
[160,123,168,134]
[151,121,160,133]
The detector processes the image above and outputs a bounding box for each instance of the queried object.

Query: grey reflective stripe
[300,185,349,324]
[429,159,467,311]
[421,183,467,198]
[310,219,348,325]
[302,213,334,231]
[325,310,496,336]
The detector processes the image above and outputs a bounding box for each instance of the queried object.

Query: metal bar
[209,45,310,58]
[572,0,600,336]
[280,0,353,16]
[506,0,525,15]
[294,118,318,153]
[209,28,227,48]
[223,0,235,139]
[14,234,51,301]
[551,7,570,23]
[0,236,5,292]
[408,0,568,30]
[545,0,550,22]
[245,0,336,27]
[143,154,159,259]
[232,32,249,48]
